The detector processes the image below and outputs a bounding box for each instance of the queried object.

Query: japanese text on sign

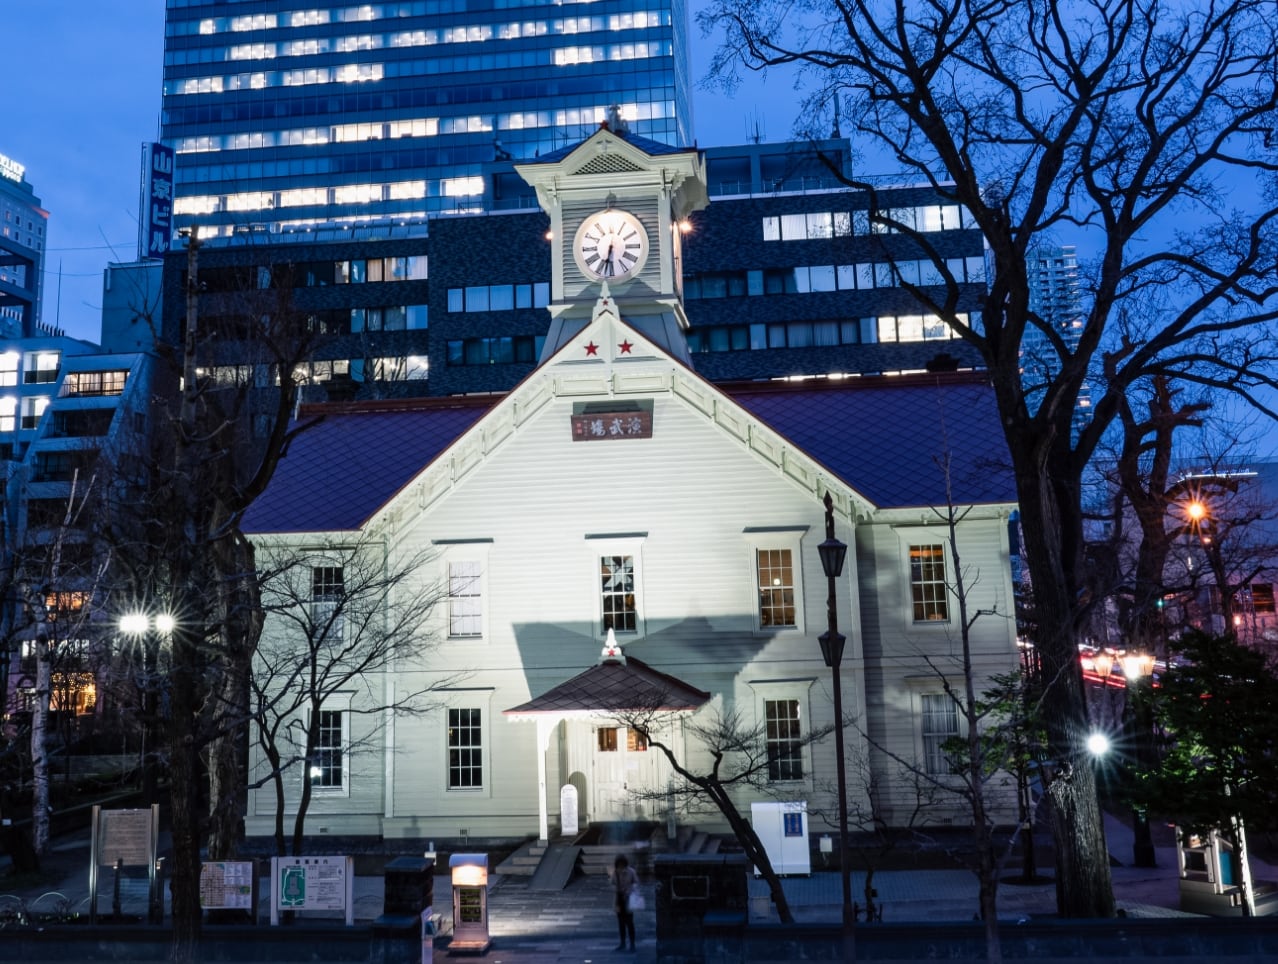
[570,410,653,441]
[143,143,175,259]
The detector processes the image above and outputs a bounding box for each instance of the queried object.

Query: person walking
[613,853,639,951]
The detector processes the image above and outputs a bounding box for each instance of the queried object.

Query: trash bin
[373,856,435,964]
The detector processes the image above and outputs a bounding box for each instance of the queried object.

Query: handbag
[627,891,645,912]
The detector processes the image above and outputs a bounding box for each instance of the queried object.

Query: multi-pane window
[0,353,18,387]
[448,561,482,637]
[757,549,796,628]
[448,708,483,789]
[312,566,345,638]
[921,694,959,775]
[446,335,544,366]
[596,727,647,752]
[60,370,128,397]
[447,282,550,312]
[764,699,803,781]
[910,545,949,621]
[600,555,636,632]
[314,710,344,788]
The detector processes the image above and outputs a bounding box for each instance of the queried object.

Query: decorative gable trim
[573,153,644,176]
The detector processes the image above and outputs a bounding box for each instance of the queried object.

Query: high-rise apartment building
[161,0,691,239]
[1023,245,1090,419]
[0,151,49,337]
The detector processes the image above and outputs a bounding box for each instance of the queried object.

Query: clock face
[573,210,649,280]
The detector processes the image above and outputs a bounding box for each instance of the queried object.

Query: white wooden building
[240,123,1021,844]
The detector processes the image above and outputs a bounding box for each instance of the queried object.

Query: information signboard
[88,805,160,925]
[200,860,256,911]
[97,808,153,867]
[269,855,354,926]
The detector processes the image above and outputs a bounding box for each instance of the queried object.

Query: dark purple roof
[532,128,695,164]
[728,374,1016,509]
[505,655,711,715]
[242,374,1016,535]
[241,399,490,534]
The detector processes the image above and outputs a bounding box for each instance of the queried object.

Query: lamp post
[120,611,175,804]
[1120,651,1157,867]
[816,491,854,950]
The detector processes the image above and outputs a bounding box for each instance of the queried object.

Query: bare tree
[619,700,833,924]
[9,470,106,859]
[808,750,944,922]
[94,234,322,961]
[249,538,451,856]
[701,0,1278,917]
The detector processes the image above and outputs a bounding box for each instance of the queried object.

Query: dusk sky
[5,3,801,345]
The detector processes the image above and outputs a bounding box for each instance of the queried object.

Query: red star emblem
[584,342,599,356]
[618,340,633,354]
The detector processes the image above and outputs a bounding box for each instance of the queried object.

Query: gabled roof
[531,125,694,165]
[727,374,1016,509]
[504,654,711,717]
[241,398,490,534]
[240,372,1014,536]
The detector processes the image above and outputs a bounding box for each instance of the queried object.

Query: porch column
[536,716,556,841]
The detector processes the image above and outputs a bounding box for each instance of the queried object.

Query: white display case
[750,801,811,876]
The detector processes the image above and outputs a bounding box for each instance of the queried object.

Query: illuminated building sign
[140,143,176,259]
[0,153,24,183]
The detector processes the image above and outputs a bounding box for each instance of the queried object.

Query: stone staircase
[495,838,548,877]
[495,823,725,883]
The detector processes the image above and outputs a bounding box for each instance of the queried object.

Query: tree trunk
[30,627,51,857]
[1013,450,1116,919]
[268,744,287,857]
[207,537,262,860]
[713,787,793,923]
[978,846,1002,963]
[167,623,205,962]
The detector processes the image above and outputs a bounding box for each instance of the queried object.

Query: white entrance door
[592,726,658,820]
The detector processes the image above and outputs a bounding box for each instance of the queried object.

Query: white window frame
[441,690,493,796]
[902,678,965,780]
[895,529,953,628]
[305,692,352,798]
[436,540,491,641]
[919,692,960,776]
[748,678,816,787]
[586,534,646,638]
[447,560,484,638]
[743,528,807,635]
[310,562,346,642]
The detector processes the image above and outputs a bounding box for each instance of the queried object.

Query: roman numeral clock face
[573,210,650,281]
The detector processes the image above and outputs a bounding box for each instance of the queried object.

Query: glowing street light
[1086,732,1111,757]
[119,610,175,804]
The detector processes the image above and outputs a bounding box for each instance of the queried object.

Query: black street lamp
[120,611,175,805]
[817,491,854,952]
[1121,652,1158,868]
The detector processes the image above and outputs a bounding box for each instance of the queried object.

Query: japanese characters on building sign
[0,153,24,183]
[141,143,175,260]
[570,410,653,441]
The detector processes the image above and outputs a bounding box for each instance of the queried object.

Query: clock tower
[515,110,708,363]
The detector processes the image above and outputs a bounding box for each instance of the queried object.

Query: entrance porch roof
[504,654,710,720]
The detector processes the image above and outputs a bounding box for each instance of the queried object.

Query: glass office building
[161,0,692,238]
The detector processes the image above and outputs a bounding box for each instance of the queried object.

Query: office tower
[0,151,49,336]
[161,0,692,239]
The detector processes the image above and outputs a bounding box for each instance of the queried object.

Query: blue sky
[4,3,797,344]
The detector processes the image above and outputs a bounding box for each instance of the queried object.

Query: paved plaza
[3,811,1275,962]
